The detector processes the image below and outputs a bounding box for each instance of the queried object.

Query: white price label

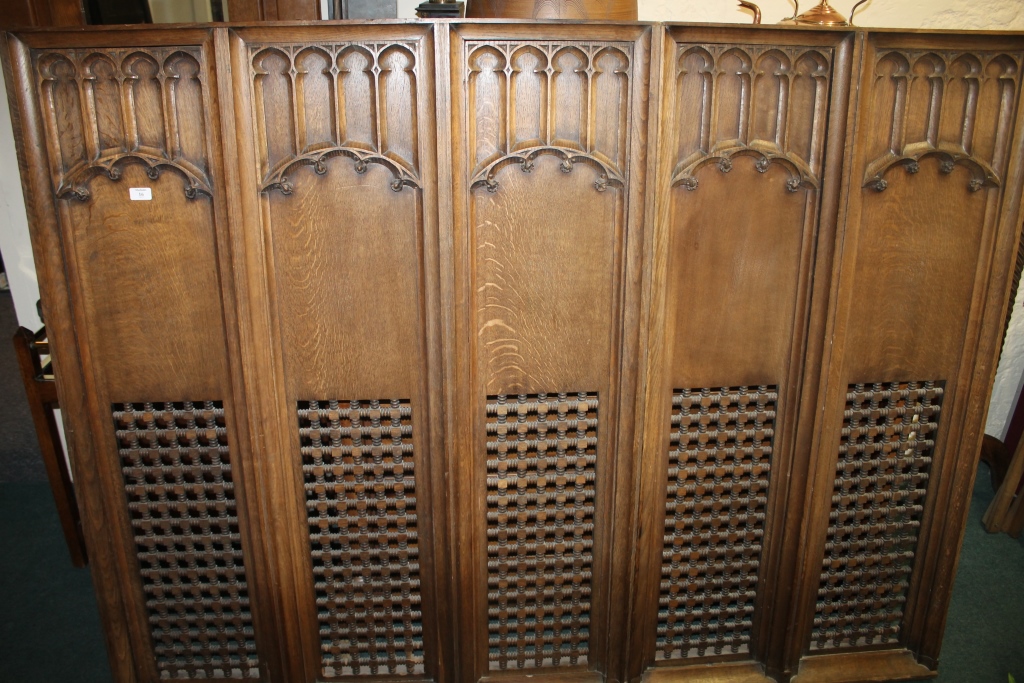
[129,187,152,201]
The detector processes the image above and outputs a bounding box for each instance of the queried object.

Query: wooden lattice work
[113,401,260,680]
[485,392,599,670]
[298,399,424,677]
[812,381,944,650]
[657,386,777,660]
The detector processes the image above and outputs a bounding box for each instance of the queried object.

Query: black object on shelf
[416,0,466,17]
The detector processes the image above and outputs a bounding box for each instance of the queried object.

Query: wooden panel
[791,33,1024,682]
[227,0,319,21]
[251,39,423,398]
[449,23,651,683]
[47,46,221,398]
[0,0,85,28]
[230,24,444,683]
[15,29,270,683]
[9,21,1024,683]
[630,27,850,683]
[0,1,39,28]
[664,41,831,387]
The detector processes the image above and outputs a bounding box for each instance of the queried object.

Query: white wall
[2,0,1024,436]
[0,66,42,331]
[989,284,1024,438]
[636,0,1024,28]
[397,0,1024,24]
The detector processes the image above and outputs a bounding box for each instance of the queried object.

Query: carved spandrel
[466,40,633,193]
[34,47,213,201]
[250,42,421,195]
[864,50,1021,193]
[671,43,831,193]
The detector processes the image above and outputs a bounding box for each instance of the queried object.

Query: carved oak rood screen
[5,20,1024,683]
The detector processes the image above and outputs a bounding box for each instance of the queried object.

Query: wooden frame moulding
[5,19,1024,683]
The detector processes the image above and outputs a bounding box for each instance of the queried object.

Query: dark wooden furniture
[4,20,1024,683]
[226,0,319,20]
[0,0,84,28]
[985,433,1024,536]
[12,325,88,567]
[984,420,1024,535]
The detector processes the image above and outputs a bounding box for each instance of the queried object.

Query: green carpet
[0,466,1020,682]
[913,463,1024,683]
[0,483,109,682]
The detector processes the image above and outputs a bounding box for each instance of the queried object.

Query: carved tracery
[864,50,1021,192]
[36,48,213,201]
[671,44,831,193]
[250,42,422,194]
[466,41,633,193]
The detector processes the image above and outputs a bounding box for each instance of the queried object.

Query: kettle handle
[849,0,868,24]
[738,0,761,23]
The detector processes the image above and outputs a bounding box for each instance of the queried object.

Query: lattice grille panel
[298,399,424,677]
[113,401,259,680]
[657,386,777,660]
[812,380,944,651]
[485,392,598,670]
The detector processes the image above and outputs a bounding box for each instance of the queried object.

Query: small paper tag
[129,187,152,201]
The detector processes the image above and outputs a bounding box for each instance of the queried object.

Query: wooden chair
[984,432,1024,537]
[13,326,87,567]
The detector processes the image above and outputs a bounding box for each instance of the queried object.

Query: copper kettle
[739,0,869,26]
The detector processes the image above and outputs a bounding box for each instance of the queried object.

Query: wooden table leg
[12,326,87,567]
